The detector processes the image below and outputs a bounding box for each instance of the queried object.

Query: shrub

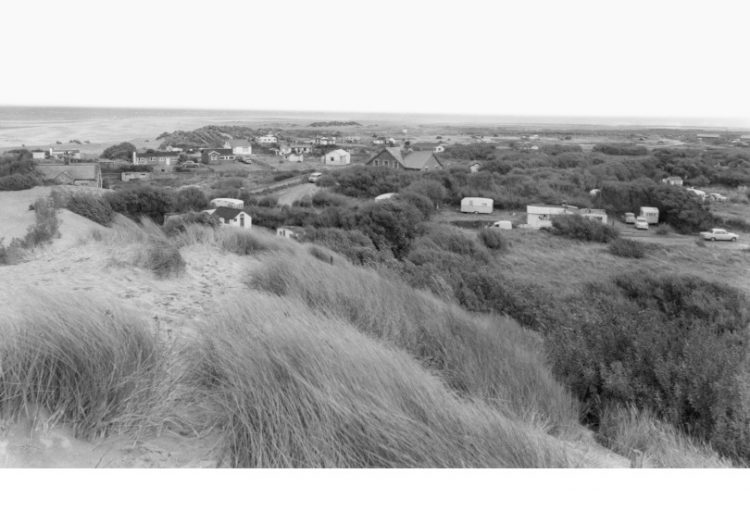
[163,211,219,236]
[257,196,278,208]
[608,238,646,258]
[655,224,673,236]
[592,143,648,156]
[0,173,40,191]
[272,171,297,182]
[174,187,208,212]
[308,245,334,264]
[138,241,186,278]
[303,227,385,265]
[311,190,348,208]
[21,198,60,248]
[66,193,114,226]
[478,229,511,251]
[101,142,137,161]
[106,186,175,224]
[550,215,619,242]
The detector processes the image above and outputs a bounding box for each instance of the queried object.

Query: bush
[303,227,385,266]
[0,173,40,191]
[21,198,60,248]
[308,245,334,264]
[272,171,297,182]
[478,229,511,251]
[66,193,114,226]
[138,241,186,278]
[257,196,278,208]
[174,187,208,212]
[550,215,619,242]
[592,143,649,156]
[106,186,175,224]
[608,238,646,258]
[163,211,219,236]
[101,142,137,161]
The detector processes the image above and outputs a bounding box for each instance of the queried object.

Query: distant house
[365,147,443,172]
[525,204,608,229]
[274,146,293,156]
[256,134,278,145]
[469,162,481,173]
[37,163,102,187]
[286,153,304,163]
[290,143,313,154]
[223,139,253,156]
[210,198,245,209]
[49,147,82,160]
[662,176,684,186]
[321,149,350,166]
[201,149,236,165]
[133,151,181,172]
[210,207,252,229]
[343,136,361,143]
[31,150,47,160]
[433,145,445,153]
[276,225,305,240]
[314,136,337,146]
[697,133,721,142]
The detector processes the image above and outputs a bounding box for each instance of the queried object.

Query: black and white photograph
[1,0,749,507]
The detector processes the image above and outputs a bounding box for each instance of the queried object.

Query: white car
[700,228,738,242]
[634,217,649,230]
[308,172,323,183]
[623,212,636,224]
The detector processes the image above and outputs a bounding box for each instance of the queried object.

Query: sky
[2,0,749,124]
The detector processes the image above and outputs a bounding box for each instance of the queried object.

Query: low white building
[469,162,481,173]
[433,145,445,153]
[321,149,351,166]
[210,198,245,209]
[525,204,609,229]
[461,197,494,214]
[256,134,278,144]
[662,176,684,186]
[211,207,252,229]
[122,171,151,182]
[286,153,304,163]
[276,225,305,239]
[31,150,47,160]
[223,139,253,156]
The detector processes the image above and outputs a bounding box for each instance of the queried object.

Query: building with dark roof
[133,151,181,172]
[37,163,102,187]
[365,147,443,171]
[210,206,251,229]
[201,148,236,165]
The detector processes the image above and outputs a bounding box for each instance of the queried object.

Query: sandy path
[274,182,318,206]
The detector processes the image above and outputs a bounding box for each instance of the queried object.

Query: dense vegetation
[0,150,39,190]
[101,142,137,161]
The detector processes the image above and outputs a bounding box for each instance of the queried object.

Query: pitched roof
[37,163,99,181]
[203,148,234,155]
[403,150,441,170]
[324,149,350,157]
[211,206,244,221]
[225,139,252,148]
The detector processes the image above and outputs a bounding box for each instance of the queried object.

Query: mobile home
[210,198,245,209]
[639,206,659,224]
[461,197,493,214]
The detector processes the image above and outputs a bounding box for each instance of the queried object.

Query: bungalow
[133,151,181,172]
[223,139,253,156]
[274,145,293,156]
[321,149,350,166]
[210,207,252,229]
[314,136,337,146]
[365,147,443,172]
[286,153,304,163]
[31,149,48,160]
[661,176,684,186]
[49,147,82,160]
[256,134,278,145]
[525,204,608,229]
[201,148,236,165]
[37,163,102,188]
[290,143,313,154]
[276,225,305,240]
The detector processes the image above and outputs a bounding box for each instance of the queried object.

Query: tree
[101,142,137,161]
[175,187,208,213]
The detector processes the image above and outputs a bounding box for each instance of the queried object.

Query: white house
[433,145,445,153]
[256,134,278,144]
[461,197,494,214]
[286,153,304,163]
[223,139,252,156]
[662,176,684,186]
[31,150,47,160]
[211,207,252,229]
[314,136,337,146]
[49,147,82,160]
[276,225,305,240]
[321,149,351,166]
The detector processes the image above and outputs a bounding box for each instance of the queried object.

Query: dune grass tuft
[190,295,579,468]
[248,256,580,434]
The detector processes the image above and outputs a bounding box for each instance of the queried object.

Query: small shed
[276,226,305,240]
[461,197,494,214]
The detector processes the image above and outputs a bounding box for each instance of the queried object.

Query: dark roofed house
[210,206,251,229]
[37,163,102,188]
[365,147,443,171]
[132,151,181,172]
[201,148,237,165]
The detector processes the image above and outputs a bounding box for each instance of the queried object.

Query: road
[621,230,750,251]
[274,183,319,206]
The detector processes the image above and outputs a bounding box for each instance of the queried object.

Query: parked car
[308,172,323,183]
[623,212,636,224]
[490,220,512,230]
[634,217,649,230]
[700,228,738,241]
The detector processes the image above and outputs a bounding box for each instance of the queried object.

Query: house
[526,204,580,229]
[365,147,443,172]
[343,136,361,143]
[223,139,253,156]
[49,147,82,160]
[201,149,236,165]
[133,151,181,172]
[37,163,102,187]
[469,162,481,173]
[31,150,47,160]
[255,134,278,145]
[286,153,304,163]
[122,170,151,182]
[639,207,659,224]
[580,208,608,224]
[314,136,337,146]
[433,145,445,153]
[661,176,684,186]
[321,149,350,166]
[274,145,293,156]
[290,143,313,154]
[461,197,493,214]
[210,207,252,229]
[276,225,305,240]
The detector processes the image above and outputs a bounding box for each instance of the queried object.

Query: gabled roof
[37,163,99,181]
[203,148,234,156]
[211,206,245,221]
[324,148,350,157]
[366,147,442,170]
[224,139,252,148]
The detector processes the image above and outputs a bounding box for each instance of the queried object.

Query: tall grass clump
[0,292,167,439]
[478,228,511,251]
[138,241,186,278]
[608,238,646,258]
[64,192,114,226]
[248,256,579,433]
[190,296,578,468]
